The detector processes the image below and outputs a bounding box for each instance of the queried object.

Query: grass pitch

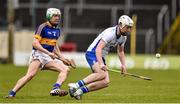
[0,64,180,103]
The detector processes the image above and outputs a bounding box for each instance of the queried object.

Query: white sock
[75,83,80,89]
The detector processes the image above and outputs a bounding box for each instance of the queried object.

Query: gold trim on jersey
[40,38,57,46]
[34,34,42,40]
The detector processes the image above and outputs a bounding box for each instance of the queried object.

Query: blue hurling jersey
[33,21,61,52]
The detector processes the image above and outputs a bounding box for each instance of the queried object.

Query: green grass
[0,64,180,103]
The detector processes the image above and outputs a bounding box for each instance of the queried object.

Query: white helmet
[46,8,61,20]
[118,15,134,28]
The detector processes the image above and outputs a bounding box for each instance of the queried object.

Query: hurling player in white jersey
[68,15,134,100]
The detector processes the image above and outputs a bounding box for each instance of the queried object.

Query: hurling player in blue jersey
[68,15,134,100]
[6,8,71,98]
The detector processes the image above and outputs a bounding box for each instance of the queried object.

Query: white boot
[74,89,83,100]
[68,83,79,97]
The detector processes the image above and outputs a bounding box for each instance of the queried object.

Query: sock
[9,90,16,96]
[53,83,61,89]
[80,86,89,94]
[76,80,85,88]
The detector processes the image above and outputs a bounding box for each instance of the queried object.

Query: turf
[0,64,180,103]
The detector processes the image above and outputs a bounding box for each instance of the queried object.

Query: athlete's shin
[12,73,36,93]
[56,68,69,84]
[87,79,109,92]
[83,70,106,84]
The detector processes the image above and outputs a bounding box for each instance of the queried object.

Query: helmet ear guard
[46,13,51,20]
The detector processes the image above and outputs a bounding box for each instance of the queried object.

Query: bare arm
[96,39,107,70]
[96,40,105,65]
[32,38,55,58]
[53,43,72,66]
[33,38,50,54]
[54,44,65,59]
[117,45,126,74]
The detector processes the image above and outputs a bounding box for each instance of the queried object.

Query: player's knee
[102,79,110,87]
[66,67,70,73]
[60,67,69,75]
[63,68,69,74]
[100,71,106,78]
[95,71,106,79]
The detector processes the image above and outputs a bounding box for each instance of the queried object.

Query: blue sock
[77,80,85,87]
[9,90,16,96]
[80,86,89,93]
[53,83,61,89]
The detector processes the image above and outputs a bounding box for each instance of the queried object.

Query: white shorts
[29,50,61,69]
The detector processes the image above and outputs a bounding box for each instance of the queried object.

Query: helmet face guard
[118,15,134,29]
[46,8,61,20]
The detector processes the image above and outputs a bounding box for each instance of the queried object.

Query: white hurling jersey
[87,26,127,57]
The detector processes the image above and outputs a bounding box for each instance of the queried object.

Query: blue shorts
[85,51,106,69]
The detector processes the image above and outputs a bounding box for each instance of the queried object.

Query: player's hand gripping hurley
[56,56,76,69]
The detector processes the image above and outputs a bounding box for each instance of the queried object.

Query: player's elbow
[32,43,36,48]
[32,41,39,48]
